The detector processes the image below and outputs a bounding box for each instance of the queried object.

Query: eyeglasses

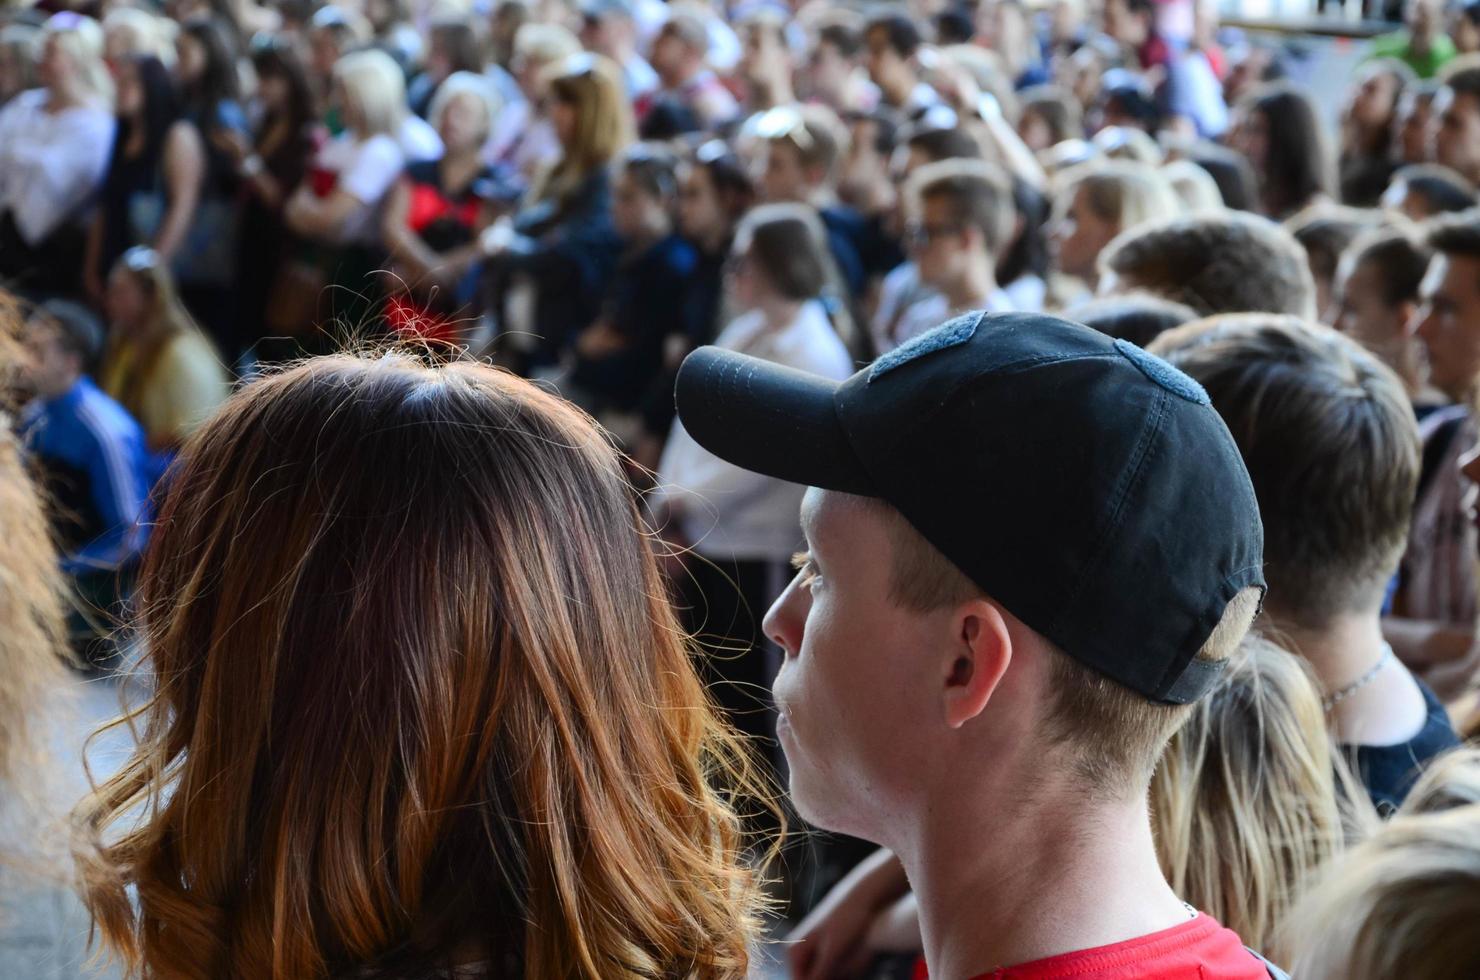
[905,221,963,248]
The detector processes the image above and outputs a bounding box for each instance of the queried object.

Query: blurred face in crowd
[762,138,811,203]
[1455,11,1480,54]
[1049,185,1117,281]
[1409,0,1442,41]
[1223,47,1272,108]
[1102,0,1149,47]
[740,22,788,89]
[727,239,765,310]
[579,11,629,59]
[1051,0,1085,44]
[309,28,340,82]
[511,51,553,101]
[677,162,727,246]
[910,192,972,292]
[550,92,577,147]
[1229,104,1270,174]
[174,31,205,86]
[114,56,144,118]
[1334,259,1413,358]
[105,267,152,333]
[438,91,488,155]
[611,169,666,240]
[19,317,78,401]
[257,67,290,112]
[37,35,71,94]
[1434,87,1480,182]
[1347,69,1400,134]
[1395,89,1436,162]
[840,117,892,208]
[649,25,695,85]
[1018,106,1056,153]
[805,38,853,105]
[764,489,950,839]
[863,26,908,95]
[1411,252,1480,399]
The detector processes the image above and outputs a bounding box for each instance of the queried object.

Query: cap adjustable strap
[1159,656,1228,705]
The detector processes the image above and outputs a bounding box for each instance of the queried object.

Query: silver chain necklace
[1323,644,1394,712]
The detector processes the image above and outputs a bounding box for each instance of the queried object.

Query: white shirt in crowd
[399,113,445,163]
[0,89,115,246]
[657,299,854,562]
[871,261,1018,355]
[315,132,407,245]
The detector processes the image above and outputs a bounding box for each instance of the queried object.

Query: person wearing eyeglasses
[881,159,1017,354]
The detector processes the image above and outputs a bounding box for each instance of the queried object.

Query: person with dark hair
[215,39,317,365]
[934,6,974,47]
[882,159,1016,351]
[1017,84,1081,152]
[1434,64,1480,184]
[83,55,205,303]
[997,175,1052,311]
[1332,228,1437,405]
[756,105,868,300]
[1286,205,1384,323]
[1340,59,1416,206]
[1097,69,1161,133]
[1455,1,1480,55]
[1369,0,1456,78]
[1382,162,1478,219]
[804,17,873,114]
[630,141,754,470]
[1232,82,1338,220]
[18,299,151,665]
[1067,292,1199,347]
[1382,213,1480,699]
[1188,141,1260,211]
[736,9,795,113]
[1395,80,1440,163]
[567,144,697,421]
[18,299,150,579]
[1098,210,1318,319]
[171,16,249,347]
[1152,315,1459,813]
[407,18,484,118]
[862,12,938,119]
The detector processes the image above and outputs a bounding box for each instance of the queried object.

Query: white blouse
[0,89,115,246]
[657,300,855,562]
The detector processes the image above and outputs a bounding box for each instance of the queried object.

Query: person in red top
[671,311,1279,980]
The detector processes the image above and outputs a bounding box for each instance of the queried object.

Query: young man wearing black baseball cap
[675,312,1274,978]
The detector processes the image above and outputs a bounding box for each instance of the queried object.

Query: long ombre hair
[1150,634,1364,961]
[532,53,633,205]
[75,353,770,979]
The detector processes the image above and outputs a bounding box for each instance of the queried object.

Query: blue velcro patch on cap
[1114,338,1211,405]
[870,314,979,383]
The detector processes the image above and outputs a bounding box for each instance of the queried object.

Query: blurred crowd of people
[8,0,1480,975]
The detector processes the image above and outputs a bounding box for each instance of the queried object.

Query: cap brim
[674,346,877,496]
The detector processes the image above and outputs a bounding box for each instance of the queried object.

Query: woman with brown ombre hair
[74,352,771,980]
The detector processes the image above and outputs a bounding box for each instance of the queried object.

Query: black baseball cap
[674,311,1266,704]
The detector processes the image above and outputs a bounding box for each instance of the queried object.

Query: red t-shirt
[914,914,1271,980]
